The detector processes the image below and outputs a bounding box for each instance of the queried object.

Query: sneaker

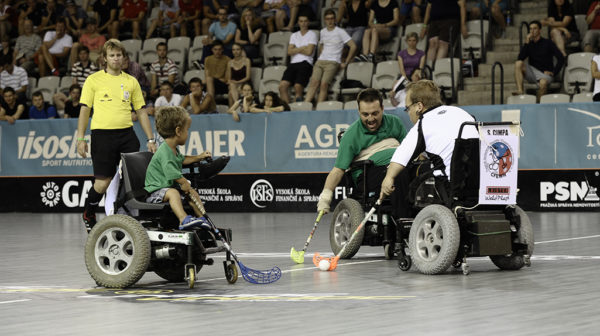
[179,215,211,231]
[82,210,97,233]
[51,68,59,76]
[367,53,374,63]
[192,60,202,70]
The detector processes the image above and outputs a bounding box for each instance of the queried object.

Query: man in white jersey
[278,14,317,103]
[304,8,356,105]
[380,80,479,209]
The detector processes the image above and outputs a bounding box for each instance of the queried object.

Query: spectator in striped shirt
[69,45,99,87]
[14,19,42,75]
[0,54,28,105]
[149,42,179,100]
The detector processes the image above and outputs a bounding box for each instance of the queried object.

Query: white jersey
[390,105,479,178]
[594,55,600,97]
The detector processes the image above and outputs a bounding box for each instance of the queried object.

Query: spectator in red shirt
[178,0,203,37]
[115,0,147,40]
[583,1,600,52]
[69,18,106,68]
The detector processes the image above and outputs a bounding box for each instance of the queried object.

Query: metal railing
[491,62,504,105]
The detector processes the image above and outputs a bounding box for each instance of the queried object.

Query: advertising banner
[479,124,519,204]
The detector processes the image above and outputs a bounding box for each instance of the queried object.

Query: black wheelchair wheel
[225,262,238,284]
[329,198,365,259]
[398,255,412,271]
[84,215,151,288]
[490,206,534,270]
[408,205,460,275]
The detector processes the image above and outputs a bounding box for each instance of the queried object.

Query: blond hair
[155,106,190,139]
[406,79,442,111]
[102,39,127,59]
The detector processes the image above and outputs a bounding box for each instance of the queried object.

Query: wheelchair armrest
[350,159,374,169]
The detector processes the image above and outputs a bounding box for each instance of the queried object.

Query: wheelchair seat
[120,152,166,211]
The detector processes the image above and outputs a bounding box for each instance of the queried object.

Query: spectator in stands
[235,8,263,59]
[53,46,97,105]
[178,0,203,37]
[337,0,371,55]
[513,20,564,101]
[398,32,425,82]
[279,14,317,103]
[279,0,317,32]
[150,42,179,99]
[226,43,251,106]
[115,0,147,40]
[155,81,183,108]
[38,0,65,33]
[305,9,357,105]
[399,0,425,24]
[583,1,600,53]
[63,0,87,39]
[235,0,262,16]
[355,0,400,63]
[263,0,286,33]
[201,6,237,61]
[250,91,290,112]
[592,52,600,101]
[181,77,217,114]
[146,0,181,39]
[0,87,26,124]
[54,84,82,118]
[92,0,118,38]
[227,82,257,121]
[36,17,73,77]
[0,35,13,60]
[202,0,235,35]
[14,19,42,74]
[18,0,45,35]
[205,40,231,100]
[29,91,58,119]
[0,0,16,39]
[70,18,106,68]
[420,0,467,66]
[469,0,508,38]
[542,0,580,57]
[122,53,151,97]
[0,54,28,104]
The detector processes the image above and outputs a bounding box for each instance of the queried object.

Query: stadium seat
[36,76,60,96]
[167,49,185,76]
[216,104,229,114]
[250,67,262,92]
[183,69,205,83]
[571,92,594,102]
[378,27,402,61]
[315,100,343,111]
[289,101,313,111]
[461,20,489,59]
[259,65,286,99]
[168,36,191,54]
[263,33,290,66]
[341,62,374,97]
[59,76,73,93]
[343,100,358,110]
[142,37,166,52]
[187,47,203,70]
[432,58,461,99]
[121,39,142,62]
[26,77,37,100]
[506,94,536,105]
[139,49,157,69]
[539,93,570,104]
[563,52,595,94]
[372,61,400,92]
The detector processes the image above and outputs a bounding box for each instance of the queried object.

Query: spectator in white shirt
[36,17,73,76]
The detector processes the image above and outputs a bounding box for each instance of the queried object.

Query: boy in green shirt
[144,106,212,230]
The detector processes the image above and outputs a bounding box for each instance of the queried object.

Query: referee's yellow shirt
[80,70,145,130]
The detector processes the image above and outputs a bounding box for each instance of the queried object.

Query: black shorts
[214,78,228,94]
[281,61,313,87]
[91,127,140,179]
[428,18,460,43]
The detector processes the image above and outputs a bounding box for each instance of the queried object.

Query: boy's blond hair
[102,39,127,59]
[155,106,190,139]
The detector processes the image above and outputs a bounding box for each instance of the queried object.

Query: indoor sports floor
[1,211,599,335]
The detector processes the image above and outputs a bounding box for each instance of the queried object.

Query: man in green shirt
[317,88,407,213]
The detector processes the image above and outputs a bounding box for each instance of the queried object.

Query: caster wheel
[187,266,196,289]
[452,260,462,269]
[225,262,238,284]
[461,263,470,275]
[397,255,412,271]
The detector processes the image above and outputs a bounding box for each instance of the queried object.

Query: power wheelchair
[329,122,534,275]
[84,152,237,288]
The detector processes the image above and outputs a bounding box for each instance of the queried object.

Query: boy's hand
[200,151,212,161]
[179,180,192,193]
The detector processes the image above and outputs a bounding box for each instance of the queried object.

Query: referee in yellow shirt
[76,39,157,232]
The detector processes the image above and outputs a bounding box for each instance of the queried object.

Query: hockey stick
[187,193,281,284]
[290,210,324,264]
[313,199,382,271]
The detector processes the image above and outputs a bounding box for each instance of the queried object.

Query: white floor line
[535,234,600,245]
[0,299,31,305]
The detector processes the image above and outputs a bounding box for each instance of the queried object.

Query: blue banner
[0,102,598,177]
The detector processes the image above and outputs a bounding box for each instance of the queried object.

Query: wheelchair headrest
[121,152,154,193]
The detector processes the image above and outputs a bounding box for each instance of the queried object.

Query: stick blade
[290,247,305,264]
[328,256,340,271]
